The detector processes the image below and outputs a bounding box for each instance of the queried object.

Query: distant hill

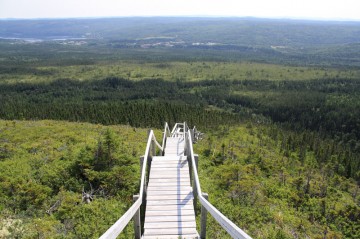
[1,17,360,48]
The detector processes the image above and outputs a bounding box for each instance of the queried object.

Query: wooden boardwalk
[100,122,252,239]
[143,137,199,239]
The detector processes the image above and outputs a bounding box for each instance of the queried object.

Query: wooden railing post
[151,141,156,157]
[193,154,199,213]
[161,131,165,155]
[140,155,146,203]
[194,154,199,173]
[133,194,141,239]
[140,156,144,173]
[190,128,194,142]
[200,193,209,239]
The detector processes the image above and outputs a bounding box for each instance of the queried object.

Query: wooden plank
[145,221,196,229]
[149,170,189,174]
[149,177,189,181]
[147,186,191,190]
[146,204,194,211]
[145,209,195,216]
[146,200,192,206]
[146,194,194,200]
[149,174,189,178]
[150,166,188,170]
[148,181,190,188]
[147,186,192,191]
[150,168,189,172]
[149,171,188,176]
[165,153,185,156]
[152,162,186,164]
[148,180,189,186]
[151,165,188,169]
[143,235,199,239]
[147,183,191,188]
[164,154,185,157]
[152,162,188,166]
[147,193,193,199]
[151,164,188,168]
[151,163,187,167]
[165,151,184,155]
[148,181,190,185]
[153,158,187,162]
[166,143,184,146]
[149,174,190,179]
[152,160,186,163]
[152,156,187,160]
[147,189,192,194]
[149,176,190,181]
[165,148,184,151]
[152,159,186,162]
[144,228,198,235]
[164,148,184,151]
[144,215,196,222]
[149,171,190,175]
[147,190,192,196]
[152,159,187,163]
[147,184,191,188]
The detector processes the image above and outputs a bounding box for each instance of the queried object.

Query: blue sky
[0,0,359,20]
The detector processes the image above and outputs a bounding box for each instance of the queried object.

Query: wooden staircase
[143,137,199,238]
[99,122,252,239]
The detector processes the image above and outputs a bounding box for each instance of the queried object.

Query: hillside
[0,120,359,238]
[195,124,360,238]
[0,120,153,238]
[1,17,360,66]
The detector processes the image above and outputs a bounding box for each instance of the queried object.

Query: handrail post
[193,154,199,213]
[161,131,166,155]
[194,154,199,175]
[184,126,188,156]
[200,193,209,239]
[133,194,141,239]
[190,128,195,143]
[140,156,144,174]
[151,140,155,157]
[140,155,146,204]
[184,121,186,135]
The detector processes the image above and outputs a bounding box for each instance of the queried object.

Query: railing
[184,125,253,239]
[161,122,171,153]
[100,122,252,239]
[99,129,163,239]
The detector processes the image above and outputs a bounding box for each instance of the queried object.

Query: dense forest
[0,17,359,238]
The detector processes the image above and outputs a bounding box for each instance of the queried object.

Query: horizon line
[1,15,360,22]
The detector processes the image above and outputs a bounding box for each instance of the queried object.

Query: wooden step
[144,221,196,229]
[144,136,198,239]
[143,235,199,239]
[144,227,198,235]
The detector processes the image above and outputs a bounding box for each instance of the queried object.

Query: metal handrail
[100,130,162,239]
[185,128,252,239]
